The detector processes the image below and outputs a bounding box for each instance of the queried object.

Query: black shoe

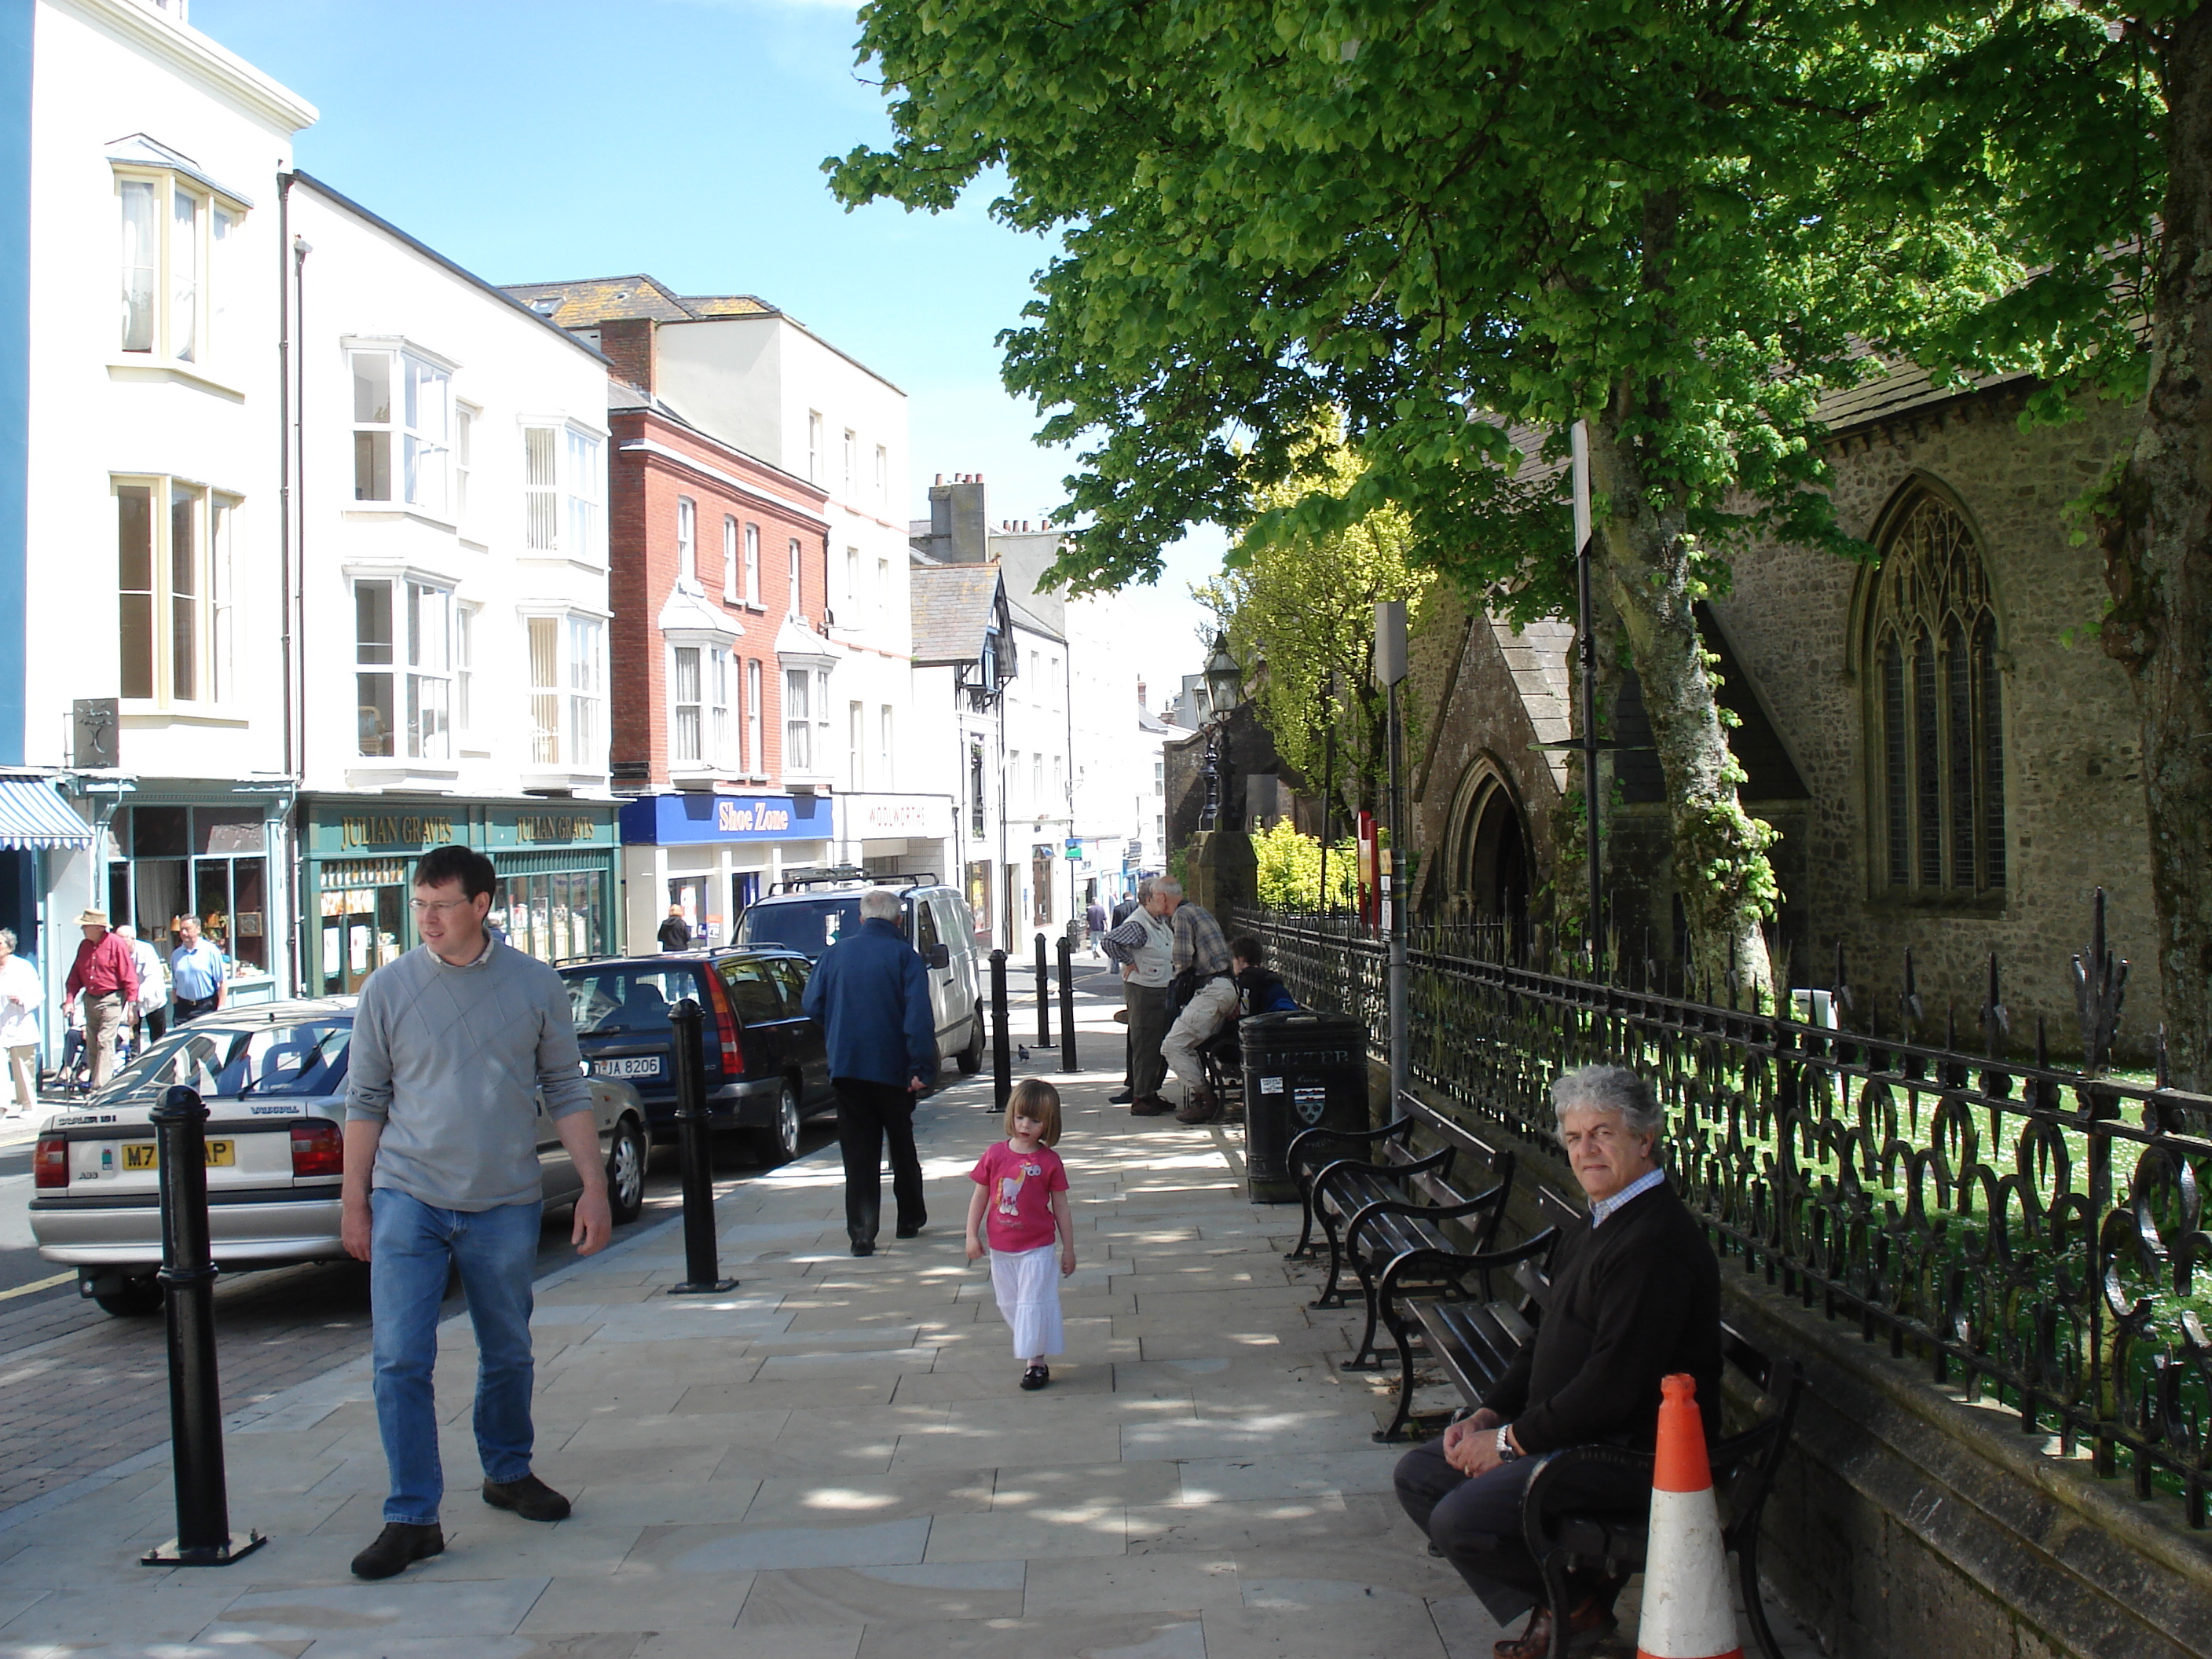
[895,1220,925,1239]
[1020,1364,1049,1390]
[351,1521,445,1579]
[851,1240,876,1256]
[482,1474,571,1522]
[1108,1090,1135,1104]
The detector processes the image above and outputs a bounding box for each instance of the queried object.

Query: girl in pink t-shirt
[965,1079,1076,1390]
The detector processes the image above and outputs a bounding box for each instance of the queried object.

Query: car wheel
[90,1272,163,1317]
[956,1003,984,1074]
[749,1082,801,1167]
[605,1115,648,1225]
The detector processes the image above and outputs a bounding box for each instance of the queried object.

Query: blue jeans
[370,1188,543,1525]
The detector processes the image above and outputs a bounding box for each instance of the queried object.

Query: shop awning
[0,778,95,851]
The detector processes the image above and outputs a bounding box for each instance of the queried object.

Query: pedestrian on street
[1085,898,1106,955]
[115,924,169,1046]
[0,928,40,1119]
[965,1079,1075,1391]
[61,909,136,1092]
[170,914,227,1022]
[1101,877,1174,1114]
[657,906,693,952]
[340,844,610,1582]
[1150,880,1238,1124]
[802,887,936,1256]
[1110,891,1139,928]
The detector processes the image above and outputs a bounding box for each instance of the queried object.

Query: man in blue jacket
[803,888,937,1255]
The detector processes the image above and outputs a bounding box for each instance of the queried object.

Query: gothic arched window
[1868,493,2005,897]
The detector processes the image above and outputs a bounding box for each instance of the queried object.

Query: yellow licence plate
[120,1141,235,1170]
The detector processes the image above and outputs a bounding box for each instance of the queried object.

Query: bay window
[351,347,452,516]
[670,644,731,771]
[353,577,452,759]
[672,646,703,765]
[118,478,232,708]
[526,612,603,769]
[117,165,242,365]
[784,668,811,771]
[522,424,605,561]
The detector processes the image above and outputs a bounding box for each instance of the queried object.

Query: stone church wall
[1712,386,2159,1055]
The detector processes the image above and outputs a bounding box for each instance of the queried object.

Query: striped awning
[0,778,95,851]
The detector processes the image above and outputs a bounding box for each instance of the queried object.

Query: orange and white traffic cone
[1636,1372,1742,1659]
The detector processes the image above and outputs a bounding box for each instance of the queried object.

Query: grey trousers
[1393,1439,1645,1624]
[1123,980,1169,1101]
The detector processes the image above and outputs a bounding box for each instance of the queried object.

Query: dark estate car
[557,947,837,1163]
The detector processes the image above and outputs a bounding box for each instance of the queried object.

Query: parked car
[558,947,836,1164]
[29,998,651,1317]
[733,869,984,1075]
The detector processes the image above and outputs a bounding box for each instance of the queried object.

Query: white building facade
[14,0,315,1042]
[286,176,618,996]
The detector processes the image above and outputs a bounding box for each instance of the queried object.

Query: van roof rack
[769,867,940,895]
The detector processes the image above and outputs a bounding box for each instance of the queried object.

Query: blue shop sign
[619,792,834,846]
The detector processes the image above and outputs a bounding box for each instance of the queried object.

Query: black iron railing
[1239,902,2212,1529]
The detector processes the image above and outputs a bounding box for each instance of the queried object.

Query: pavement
[0,974,1822,1659]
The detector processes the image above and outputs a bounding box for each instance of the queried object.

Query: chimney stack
[596,316,657,397]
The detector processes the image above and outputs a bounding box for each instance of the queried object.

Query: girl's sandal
[1020,1364,1049,1391]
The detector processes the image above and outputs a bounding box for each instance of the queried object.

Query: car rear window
[736,896,883,958]
[564,966,702,1036]
[99,1023,354,1105]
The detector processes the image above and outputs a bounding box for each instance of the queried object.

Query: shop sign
[621,792,834,847]
[848,795,941,836]
[338,812,456,852]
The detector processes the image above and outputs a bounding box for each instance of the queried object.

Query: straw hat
[75,908,108,928]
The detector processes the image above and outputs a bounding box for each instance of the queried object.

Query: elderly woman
[1393,1064,1723,1659]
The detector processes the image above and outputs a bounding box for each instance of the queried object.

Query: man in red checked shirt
[63,907,138,1090]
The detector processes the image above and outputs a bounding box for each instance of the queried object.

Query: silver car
[30,998,651,1317]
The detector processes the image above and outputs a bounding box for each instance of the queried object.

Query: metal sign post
[1375,601,1409,1111]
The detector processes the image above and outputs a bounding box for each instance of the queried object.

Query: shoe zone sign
[619,793,835,846]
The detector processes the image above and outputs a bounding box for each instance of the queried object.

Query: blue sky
[192,0,1222,705]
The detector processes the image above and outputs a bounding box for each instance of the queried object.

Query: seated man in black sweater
[1393,1063,1721,1659]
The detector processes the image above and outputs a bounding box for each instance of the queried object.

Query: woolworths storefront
[296,795,620,995]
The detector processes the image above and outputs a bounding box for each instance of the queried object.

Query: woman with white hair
[0,928,39,1117]
[1393,1064,1723,1659]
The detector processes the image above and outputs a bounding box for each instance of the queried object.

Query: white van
[734,869,986,1077]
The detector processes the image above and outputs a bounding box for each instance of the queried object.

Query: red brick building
[591,311,841,944]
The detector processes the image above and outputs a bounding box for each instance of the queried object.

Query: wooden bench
[1373,1185,1577,1442]
[1283,1094,1517,1373]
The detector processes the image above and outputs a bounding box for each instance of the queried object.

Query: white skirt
[987,1243,1064,1360]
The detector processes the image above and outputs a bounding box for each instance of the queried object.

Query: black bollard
[140,1085,263,1566]
[1034,933,1051,1046]
[1057,935,1078,1072]
[990,948,1012,1111]
[666,998,737,1295]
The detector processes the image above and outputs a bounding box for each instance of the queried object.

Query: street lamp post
[1199,632,1243,832]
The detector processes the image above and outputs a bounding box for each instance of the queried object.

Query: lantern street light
[1199,632,1244,832]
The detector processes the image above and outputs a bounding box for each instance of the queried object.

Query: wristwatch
[1495,1425,1521,1462]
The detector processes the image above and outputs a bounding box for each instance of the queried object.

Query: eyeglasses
[409,898,475,917]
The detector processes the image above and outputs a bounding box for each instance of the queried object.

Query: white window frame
[350,574,453,760]
[787,537,804,618]
[845,546,861,619]
[519,420,606,563]
[842,428,856,497]
[518,606,606,770]
[115,167,243,369]
[878,704,894,789]
[347,342,455,518]
[745,657,764,777]
[116,475,233,710]
[569,613,602,771]
[783,666,812,772]
[743,523,762,607]
[874,444,888,504]
[722,516,739,604]
[807,411,823,482]
[670,644,705,768]
[848,700,865,789]
[455,601,478,734]
[676,496,697,581]
[453,404,477,533]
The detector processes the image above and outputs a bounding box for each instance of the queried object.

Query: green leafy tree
[1251,819,1361,910]
[830,1,2027,1002]
[1193,433,1434,825]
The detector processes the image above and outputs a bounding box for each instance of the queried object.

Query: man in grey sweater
[342,844,611,1580]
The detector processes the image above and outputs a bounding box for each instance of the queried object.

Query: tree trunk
[2097,5,2212,1090]
[1584,412,1780,1005]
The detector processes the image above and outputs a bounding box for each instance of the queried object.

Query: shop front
[97,786,294,1009]
[298,794,619,995]
[617,791,833,954]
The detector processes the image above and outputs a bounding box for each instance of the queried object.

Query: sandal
[1020,1364,1049,1391]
